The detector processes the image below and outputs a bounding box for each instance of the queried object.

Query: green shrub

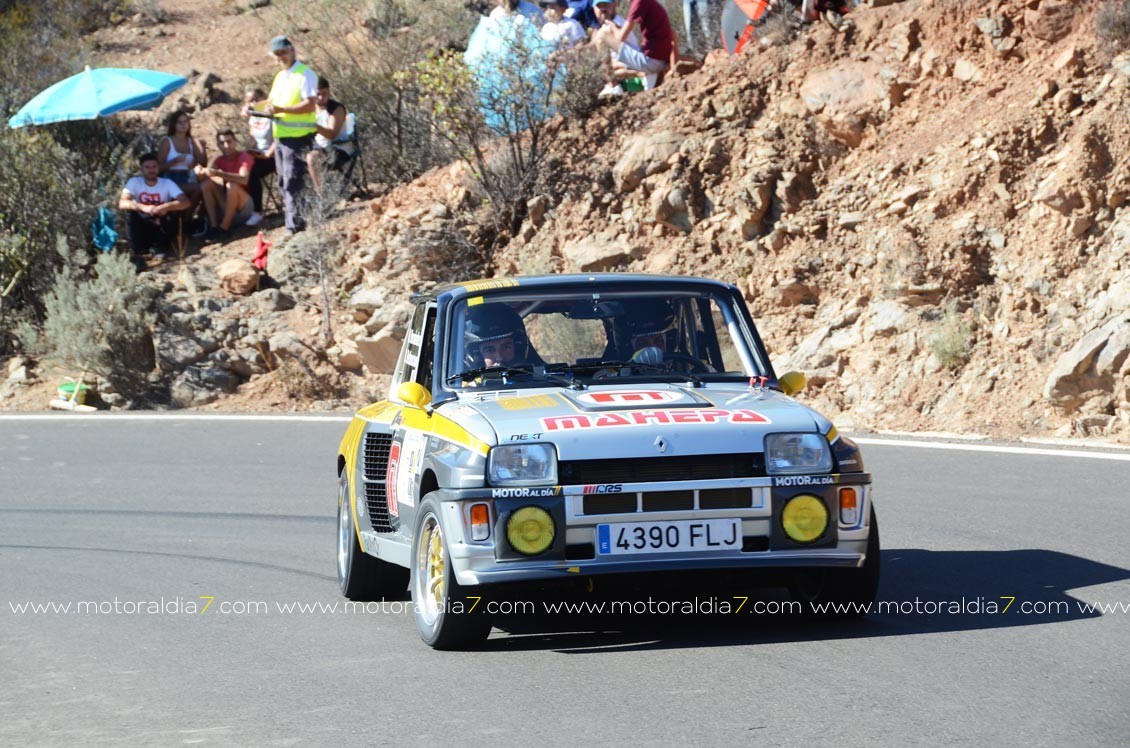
[1098,0,1130,49]
[929,305,973,370]
[38,240,156,396]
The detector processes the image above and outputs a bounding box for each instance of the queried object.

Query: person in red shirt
[591,0,678,82]
[195,129,262,241]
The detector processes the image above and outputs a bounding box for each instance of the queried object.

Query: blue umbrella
[7,67,188,128]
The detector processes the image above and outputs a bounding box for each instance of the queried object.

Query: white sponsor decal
[575,390,684,406]
[398,431,427,508]
[772,475,835,487]
[490,486,562,498]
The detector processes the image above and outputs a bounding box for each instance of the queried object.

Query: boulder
[800,60,901,147]
[170,365,239,407]
[612,130,682,192]
[217,259,259,295]
[562,238,637,272]
[1025,1,1075,43]
[527,195,549,227]
[356,327,403,375]
[775,172,817,214]
[256,288,296,313]
[333,338,364,372]
[349,287,386,323]
[154,331,206,372]
[864,300,911,339]
[268,331,309,358]
[1043,313,1130,411]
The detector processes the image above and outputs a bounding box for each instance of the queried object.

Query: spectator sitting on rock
[591,0,678,88]
[156,110,207,227]
[589,0,642,95]
[194,129,260,242]
[118,152,191,269]
[240,86,277,216]
[540,0,587,48]
[306,77,355,192]
[490,0,546,26]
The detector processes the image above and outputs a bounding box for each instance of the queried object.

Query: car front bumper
[434,473,873,586]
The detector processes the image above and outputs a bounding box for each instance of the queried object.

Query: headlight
[487,443,558,486]
[765,433,833,475]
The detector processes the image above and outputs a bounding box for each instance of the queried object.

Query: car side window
[417,306,437,391]
[398,304,430,387]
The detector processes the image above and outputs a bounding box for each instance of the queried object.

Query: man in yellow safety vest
[264,35,318,235]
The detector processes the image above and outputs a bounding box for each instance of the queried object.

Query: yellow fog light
[781,495,829,544]
[506,506,555,556]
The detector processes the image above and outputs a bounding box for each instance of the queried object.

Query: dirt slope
[4,0,1128,444]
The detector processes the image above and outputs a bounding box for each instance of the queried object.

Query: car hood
[445,383,825,460]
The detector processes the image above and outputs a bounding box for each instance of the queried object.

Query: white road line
[852,437,1130,462]
[0,414,352,422]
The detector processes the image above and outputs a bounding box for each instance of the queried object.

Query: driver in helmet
[464,303,534,369]
[620,299,711,372]
[623,298,676,366]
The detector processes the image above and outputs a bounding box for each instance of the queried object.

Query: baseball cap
[539,0,567,7]
[592,0,613,5]
[269,35,293,53]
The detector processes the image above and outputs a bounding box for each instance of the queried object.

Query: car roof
[414,273,741,305]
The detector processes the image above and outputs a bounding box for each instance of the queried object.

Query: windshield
[444,289,767,389]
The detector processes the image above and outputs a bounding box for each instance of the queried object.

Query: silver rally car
[336,274,878,648]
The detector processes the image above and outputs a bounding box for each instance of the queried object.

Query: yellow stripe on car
[339,417,368,553]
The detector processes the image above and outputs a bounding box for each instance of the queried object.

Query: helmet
[624,298,675,340]
[464,303,528,364]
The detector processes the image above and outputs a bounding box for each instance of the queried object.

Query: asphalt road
[1,417,1128,747]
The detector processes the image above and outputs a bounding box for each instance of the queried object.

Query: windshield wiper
[553,361,703,388]
[447,365,533,384]
[446,365,584,390]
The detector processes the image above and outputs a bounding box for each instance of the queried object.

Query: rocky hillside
[354,0,1130,442]
[3,0,1127,444]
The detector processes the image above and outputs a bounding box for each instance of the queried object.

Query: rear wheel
[337,471,408,600]
[789,507,881,618]
[411,497,492,649]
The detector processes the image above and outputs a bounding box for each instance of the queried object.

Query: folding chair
[339,130,368,196]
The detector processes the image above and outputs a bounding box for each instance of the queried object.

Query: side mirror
[397,382,432,410]
[778,371,807,397]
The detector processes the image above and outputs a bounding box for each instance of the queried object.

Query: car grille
[362,433,394,533]
[559,453,765,484]
[582,487,760,515]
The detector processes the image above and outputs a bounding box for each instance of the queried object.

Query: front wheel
[337,471,408,600]
[789,506,881,618]
[411,497,492,649]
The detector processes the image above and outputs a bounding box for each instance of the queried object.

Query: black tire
[337,471,409,601]
[410,496,492,649]
[789,506,881,618]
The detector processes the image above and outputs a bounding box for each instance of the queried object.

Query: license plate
[596,518,742,556]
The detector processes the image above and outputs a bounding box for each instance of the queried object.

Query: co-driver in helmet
[464,303,535,369]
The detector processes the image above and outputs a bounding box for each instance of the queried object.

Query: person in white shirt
[118,152,191,268]
[240,86,276,215]
[539,0,587,48]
